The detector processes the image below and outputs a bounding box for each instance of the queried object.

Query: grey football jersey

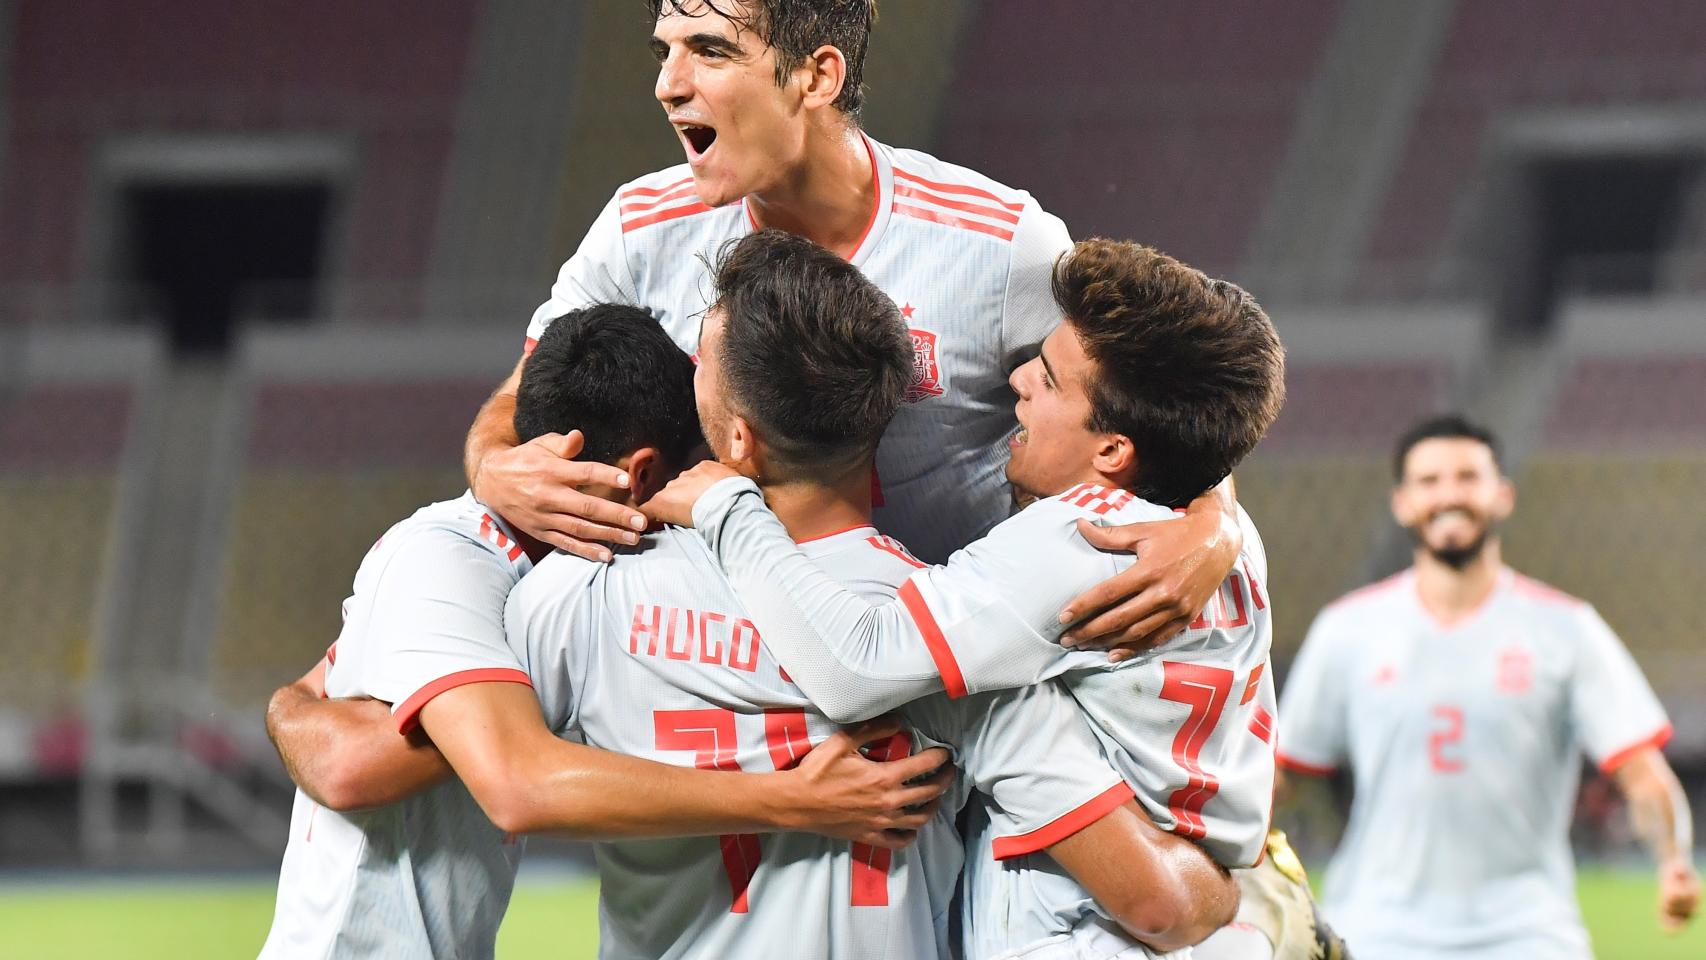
[260,493,535,960]
[525,134,1073,563]
[1279,568,1671,959]
[505,524,1128,960]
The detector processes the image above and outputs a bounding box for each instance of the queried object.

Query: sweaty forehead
[655,0,760,38]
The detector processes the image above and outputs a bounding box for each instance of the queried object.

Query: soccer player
[1276,415,1701,958]
[645,239,1288,957]
[498,230,1237,958]
[259,304,949,960]
[461,0,1242,653]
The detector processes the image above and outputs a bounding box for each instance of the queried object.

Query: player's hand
[781,716,953,850]
[472,430,647,561]
[643,460,743,528]
[1058,503,1242,661]
[1659,857,1700,931]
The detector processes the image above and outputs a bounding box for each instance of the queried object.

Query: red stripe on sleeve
[899,580,967,698]
[893,202,1016,242]
[1598,722,1673,774]
[1275,751,1336,777]
[394,668,534,735]
[622,202,714,233]
[991,782,1135,860]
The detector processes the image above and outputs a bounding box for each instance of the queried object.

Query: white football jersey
[525,134,1073,563]
[505,523,1131,960]
[260,493,536,960]
[1279,568,1672,959]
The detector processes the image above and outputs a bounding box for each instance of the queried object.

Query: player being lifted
[463,0,1244,654]
[1276,415,1699,959]
[645,239,1295,958]
[502,231,1237,959]
[259,305,951,960]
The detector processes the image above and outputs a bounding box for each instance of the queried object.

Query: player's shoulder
[375,493,529,574]
[883,142,1060,251]
[609,164,742,238]
[802,525,924,597]
[1505,570,1589,612]
[1044,483,1177,525]
[1318,571,1414,627]
[1503,570,1600,639]
[885,143,1037,212]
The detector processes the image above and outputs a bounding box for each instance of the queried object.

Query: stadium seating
[936,0,1341,277]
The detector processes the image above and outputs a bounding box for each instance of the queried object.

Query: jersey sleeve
[907,685,1133,861]
[1567,605,1671,773]
[690,477,1111,723]
[524,191,638,347]
[1274,609,1349,775]
[999,201,1073,359]
[503,552,602,735]
[354,528,531,735]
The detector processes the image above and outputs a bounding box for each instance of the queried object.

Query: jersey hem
[394,668,534,735]
[899,580,968,698]
[1598,722,1673,774]
[1275,750,1337,777]
[990,781,1135,860]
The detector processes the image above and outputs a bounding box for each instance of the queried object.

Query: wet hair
[1392,414,1503,481]
[514,303,702,469]
[710,228,910,480]
[1052,239,1286,507]
[648,0,876,116]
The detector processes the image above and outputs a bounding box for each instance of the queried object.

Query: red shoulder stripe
[893,182,1022,225]
[622,201,715,233]
[1510,573,1585,608]
[621,175,695,198]
[894,168,1024,211]
[619,181,700,213]
[1326,572,1408,609]
[894,202,1016,242]
[867,535,925,568]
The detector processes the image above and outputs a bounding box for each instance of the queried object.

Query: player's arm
[1612,747,1700,930]
[1047,801,1238,951]
[264,658,453,810]
[415,680,949,845]
[1058,477,1241,658]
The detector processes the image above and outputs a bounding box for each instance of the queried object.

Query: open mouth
[1008,427,1029,450]
[677,123,718,161]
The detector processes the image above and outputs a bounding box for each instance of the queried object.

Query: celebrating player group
[256,2,1698,958]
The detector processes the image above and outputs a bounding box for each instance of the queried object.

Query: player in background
[645,239,1289,958]
[260,305,949,960]
[1276,415,1700,959]
[499,230,1237,959]
[461,0,1244,655]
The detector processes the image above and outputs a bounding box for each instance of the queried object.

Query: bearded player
[1277,415,1700,958]
[463,0,1243,656]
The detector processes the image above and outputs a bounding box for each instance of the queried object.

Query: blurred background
[1,0,1703,956]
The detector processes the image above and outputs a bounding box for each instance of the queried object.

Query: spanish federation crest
[905,327,944,403]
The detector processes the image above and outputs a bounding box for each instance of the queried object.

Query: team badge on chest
[1496,646,1533,694]
[905,322,945,403]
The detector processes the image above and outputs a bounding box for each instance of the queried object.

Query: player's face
[1392,437,1515,568]
[1005,324,1113,499]
[651,2,808,208]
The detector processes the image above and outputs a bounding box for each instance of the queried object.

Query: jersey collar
[741,132,892,268]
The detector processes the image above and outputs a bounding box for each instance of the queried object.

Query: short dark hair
[711,229,910,479]
[648,0,875,116]
[1392,414,1502,481]
[1053,239,1286,508]
[514,304,701,469]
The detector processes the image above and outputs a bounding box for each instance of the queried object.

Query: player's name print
[626,603,765,673]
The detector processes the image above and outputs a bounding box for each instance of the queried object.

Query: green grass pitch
[0,868,1699,958]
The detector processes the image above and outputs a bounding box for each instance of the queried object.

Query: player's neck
[745,125,874,260]
[1412,540,1505,625]
[760,471,874,544]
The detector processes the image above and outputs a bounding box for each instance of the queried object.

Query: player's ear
[624,446,666,506]
[1492,476,1516,521]
[797,44,847,111]
[1091,433,1137,487]
[728,414,758,467]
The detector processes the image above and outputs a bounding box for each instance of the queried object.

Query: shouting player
[501,230,1237,959]
[259,304,950,960]
[1277,415,1700,958]
[646,239,1290,958]
[463,0,1242,653]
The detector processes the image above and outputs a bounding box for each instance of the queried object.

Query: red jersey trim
[899,580,967,698]
[893,181,1022,225]
[622,201,716,233]
[991,781,1136,860]
[325,642,338,666]
[620,182,699,214]
[1275,751,1336,777]
[1249,704,1274,744]
[621,175,694,198]
[523,336,538,357]
[868,535,926,569]
[1598,722,1673,775]
[893,202,1015,242]
[893,168,1024,211]
[394,668,534,735]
